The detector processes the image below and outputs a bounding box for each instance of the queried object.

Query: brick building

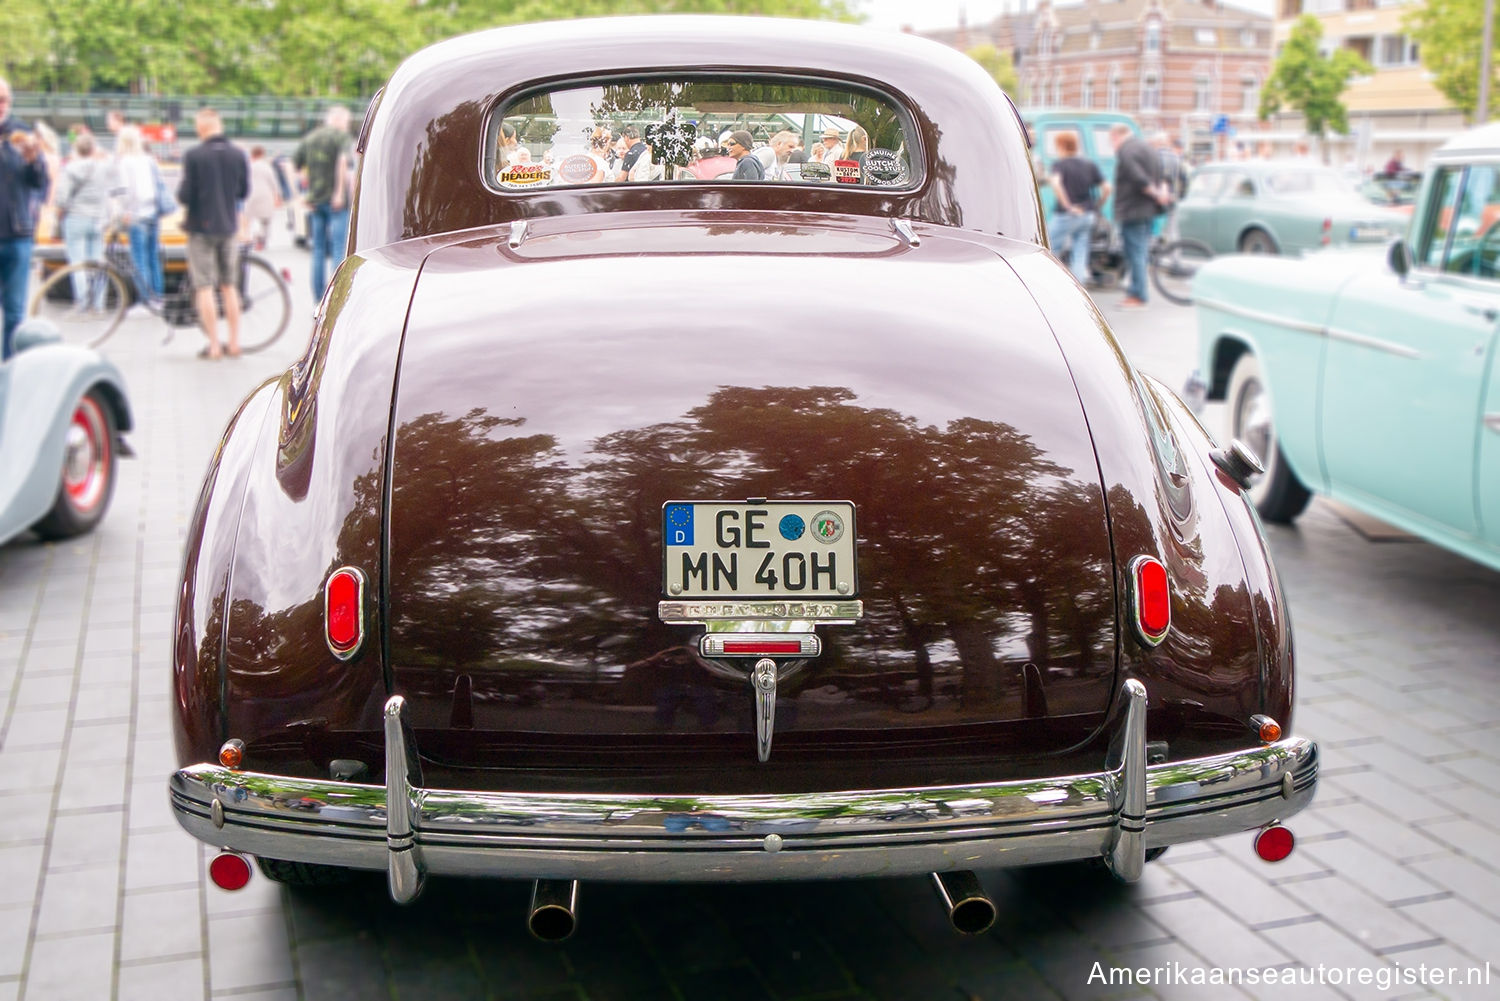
[924,0,1274,155]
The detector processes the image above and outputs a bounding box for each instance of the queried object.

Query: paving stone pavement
[0,264,1497,1001]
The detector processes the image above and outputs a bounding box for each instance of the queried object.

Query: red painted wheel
[34,389,118,540]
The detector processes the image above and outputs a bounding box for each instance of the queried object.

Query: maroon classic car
[169,16,1316,939]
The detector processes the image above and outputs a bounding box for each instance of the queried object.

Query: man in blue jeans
[1109,123,1171,308]
[0,78,50,359]
[294,105,353,303]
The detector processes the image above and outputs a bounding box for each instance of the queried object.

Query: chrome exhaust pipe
[527,879,580,942]
[930,870,997,936]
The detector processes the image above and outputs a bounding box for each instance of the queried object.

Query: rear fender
[0,344,133,546]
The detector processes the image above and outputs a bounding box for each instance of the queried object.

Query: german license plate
[663,501,857,599]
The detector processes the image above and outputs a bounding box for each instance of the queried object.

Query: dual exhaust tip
[524,872,998,942]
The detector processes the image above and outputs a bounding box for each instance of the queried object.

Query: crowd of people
[498,122,882,186]
[0,78,355,361]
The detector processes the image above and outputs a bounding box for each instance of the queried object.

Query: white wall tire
[1225,352,1311,523]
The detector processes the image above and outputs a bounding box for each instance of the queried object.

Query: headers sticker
[498,163,552,189]
[863,149,908,187]
[833,159,861,184]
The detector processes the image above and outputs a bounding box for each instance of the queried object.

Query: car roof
[352,15,1043,252]
[1435,121,1500,158]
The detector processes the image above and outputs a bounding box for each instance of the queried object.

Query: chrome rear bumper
[171,683,1317,899]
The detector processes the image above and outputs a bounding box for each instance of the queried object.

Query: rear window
[486,76,918,191]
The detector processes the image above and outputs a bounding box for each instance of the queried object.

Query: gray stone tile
[1394,897,1500,966]
[1296,837,1443,905]
[1165,854,1312,928]
[0,847,43,908]
[118,956,206,1001]
[72,684,132,725]
[1412,817,1500,861]
[124,828,199,892]
[23,929,113,1001]
[121,886,203,962]
[1135,895,1289,970]
[55,755,128,812]
[33,862,118,937]
[2,708,69,750]
[1278,874,1437,953]
[10,674,72,710]
[64,720,133,766]
[0,793,52,846]
[0,904,30,978]
[0,749,62,793]
[47,810,123,870]
[205,911,294,994]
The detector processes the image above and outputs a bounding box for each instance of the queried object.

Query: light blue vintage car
[1178,159,1406,256]
[1189,124,1500,573]
[0,321,132,546]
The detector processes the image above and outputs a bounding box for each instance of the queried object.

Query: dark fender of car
[171,17,1311,912]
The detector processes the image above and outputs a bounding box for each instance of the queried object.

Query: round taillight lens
[1254,824,1295,862]
[325,567,365,657]
[209,852,253,891]
[1131,556,1170,644]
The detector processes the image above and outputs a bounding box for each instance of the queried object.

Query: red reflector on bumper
[723,641,805,655]
[209,852,252,890]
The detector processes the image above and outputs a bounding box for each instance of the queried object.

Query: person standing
[1047,132,1109,284]
[810,127,844,164]
[725,131,764,180]
[0,77,49,359]
[113,125,165,304]
[244,146,282,251]
[57,133,116,312]
[177,107,247,359]
[1110,123,1170,308]
[294,105,353,302]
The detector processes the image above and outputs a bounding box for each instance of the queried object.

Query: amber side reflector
[1251,715,1282,743]
[325,567,365,657]
[1254,824,1295,863]
[218,739,244,769]
[209,852,252,891]
[1131,556,1171,645]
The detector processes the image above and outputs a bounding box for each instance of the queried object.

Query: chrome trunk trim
[171,682,1317,892]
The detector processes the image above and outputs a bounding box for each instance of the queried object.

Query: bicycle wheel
[28,262,129,347]
[1149,238,1213,307]
[233,255,292,353]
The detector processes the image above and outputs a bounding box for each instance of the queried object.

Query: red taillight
[1254,824,1295,862]
[723,641,804,655]
[209,852,252,890]
[1320,217,1332,245]
[1131,556,1170,645]
[325,566,365,658]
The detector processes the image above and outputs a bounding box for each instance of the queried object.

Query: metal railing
[12,91,371,142]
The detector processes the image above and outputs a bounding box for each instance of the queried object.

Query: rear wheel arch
[1238,226,1279,254]
[1207,336,1252,402]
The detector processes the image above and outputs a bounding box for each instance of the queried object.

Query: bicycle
[1081,211,1212,306]
[28,221,293,352]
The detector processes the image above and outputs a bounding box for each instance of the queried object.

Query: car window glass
[1418,167,1464,269]
[1439,164,1500,278]
[1223,173,1254,198]
[1187,171,1224,199]
[488,77,916,189]
[1263,168,1347,196]
[1091,125,1115,158]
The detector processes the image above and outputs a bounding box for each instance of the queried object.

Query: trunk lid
[385,215,1119,791]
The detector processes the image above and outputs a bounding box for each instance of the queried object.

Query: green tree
[966,43,1018,96]
[1258,14,1371,141]
[1406,0,1493,118]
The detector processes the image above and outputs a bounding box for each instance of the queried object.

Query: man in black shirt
[1111,123,1170,307]
[1047,132,1109,284]
[178,107,248,358]
[726,131,764,181]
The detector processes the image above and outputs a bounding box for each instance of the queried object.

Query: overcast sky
[853,0,1273,33]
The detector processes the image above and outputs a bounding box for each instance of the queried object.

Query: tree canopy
[1258,14,1371,138]
[1405,0,1495,119]
[966,44,1019,97]
[0,0,852,98]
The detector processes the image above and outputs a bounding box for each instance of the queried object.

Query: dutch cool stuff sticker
[499,163,553,189]
[863,149,908,187]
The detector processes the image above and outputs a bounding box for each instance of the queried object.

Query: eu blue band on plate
[664,504,694,546]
